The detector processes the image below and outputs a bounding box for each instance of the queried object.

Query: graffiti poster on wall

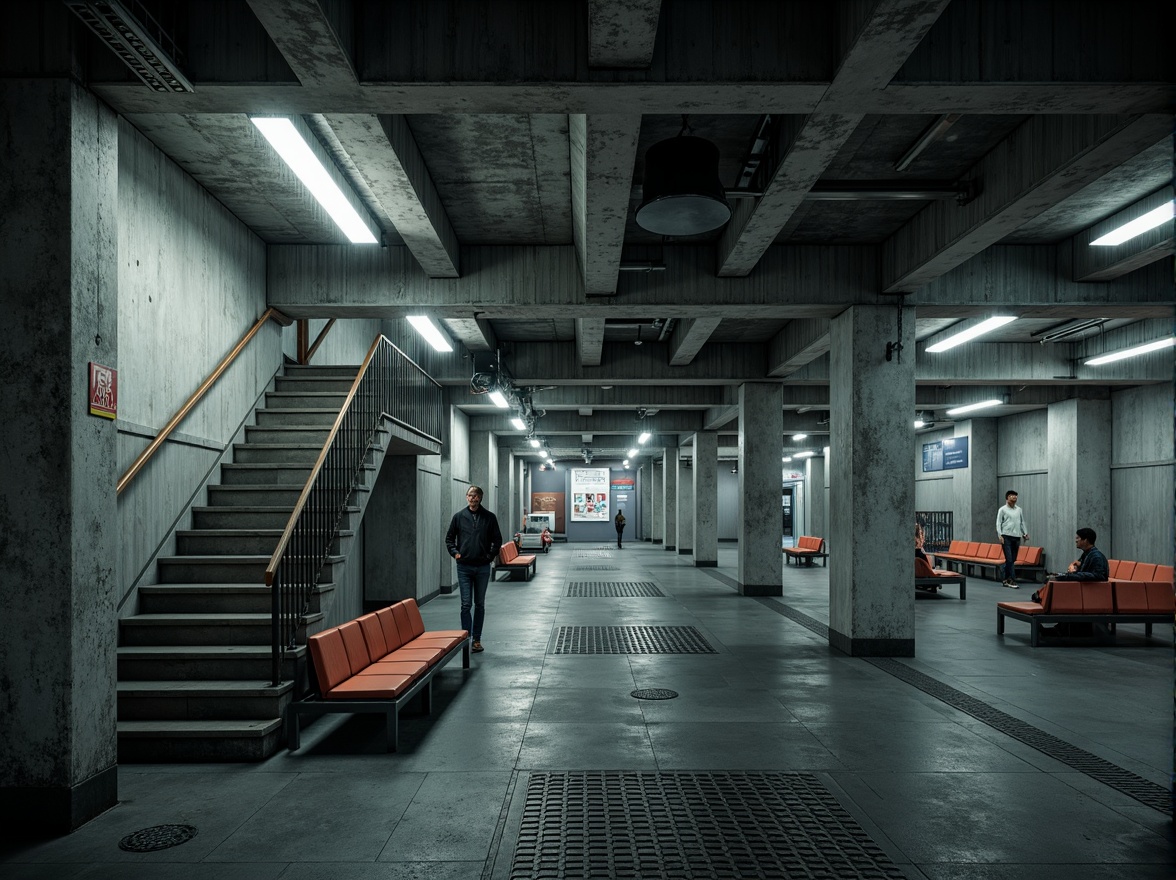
[571,467,610,521]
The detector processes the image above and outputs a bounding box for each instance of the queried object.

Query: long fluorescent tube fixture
[627,448,639,458]
[638,432,651,444]
[1089,201,1174,246]
[913,419,927,428]
[487,390,510,408]
[946,399,1002,416]
[794,450,815,458]
[529,437,541,448]
[791,433,807,441]
[251,117,377,244]
[406,315,453,352]
[926,316,1017,353]
[510,417,526,431]
[1084,336,1176,366]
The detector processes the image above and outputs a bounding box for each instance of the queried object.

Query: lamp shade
[636,136,731,236]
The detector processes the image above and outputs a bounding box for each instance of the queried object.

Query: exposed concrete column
[639,461,652,541]
[662,450,679,551]
[366,456,422,604]
[829,305,915,656]
[693,432,719,566]
[516,457,527,529]
[0,80,119,830]
[805,452,826,539]
[651,458,663,544]
[1046,398,1111,567]
[497,447,515,533]
[954,419,998,541]
[737,383,783,594]
[676,447,695,554]
[469,430,496,512]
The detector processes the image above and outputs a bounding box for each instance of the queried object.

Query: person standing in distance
[995,489,1028,588]
[445,485,502,654]
[614,509,626,549]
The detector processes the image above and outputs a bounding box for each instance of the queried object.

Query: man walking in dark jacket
[445,485,502,653]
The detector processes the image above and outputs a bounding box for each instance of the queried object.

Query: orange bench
[495,540,537,580]
[934,540,1046,583]
[287,598,469,752]
[783,535,827,567]
[996,578,1174,647]
[915,555,966,599]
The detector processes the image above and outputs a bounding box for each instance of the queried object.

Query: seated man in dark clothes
[1035,528,1110,636]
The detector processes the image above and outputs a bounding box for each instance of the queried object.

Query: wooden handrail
[116,307,291,495]
[305,318,336,363]
[264,334,441,585]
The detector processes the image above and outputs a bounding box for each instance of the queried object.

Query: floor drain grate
[570,565,619,571]
[118,824,198,852]
[631,688,679,700]
[575,550,616,558]
[567,581,665,597]
[755,597,831,639]
[549,626,717,654]
[868,658,1172,815]
[509,772,906,880]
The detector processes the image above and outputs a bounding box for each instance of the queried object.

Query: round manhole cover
[631,688,679,700]
[118,824,198,852]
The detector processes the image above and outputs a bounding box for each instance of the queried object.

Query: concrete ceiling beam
[472,411,703,434]
[444,316,496,352]
[882,114,1175,292]
[245,0,356,89]
[767,319,831,377]
[668,318,723,366]
[570,115,643,294]
[575,317,606,367]
[716,0,951,277]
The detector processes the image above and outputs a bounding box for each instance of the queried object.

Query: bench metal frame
[783,549,828,567]
[916,574,966,599]
[286,637,470,752]
[996,607,1169,647]
[494,556,536,580]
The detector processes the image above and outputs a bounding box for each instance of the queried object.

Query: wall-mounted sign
[571,467,610,521]
[610,476,635,489]
[922,436,969,472]
[88,362,117,419]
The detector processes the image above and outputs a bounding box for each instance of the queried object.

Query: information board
[571,467,610,521]
[922,436,969,472]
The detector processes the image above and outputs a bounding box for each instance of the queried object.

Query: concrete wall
[115,120,274,610]
[282,317,386,366]
[717,467,739,540]
[1110,383,1174,563]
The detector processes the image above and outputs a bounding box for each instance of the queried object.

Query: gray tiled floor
[2,543,1172,878]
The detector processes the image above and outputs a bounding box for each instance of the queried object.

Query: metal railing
[266,335,442,685]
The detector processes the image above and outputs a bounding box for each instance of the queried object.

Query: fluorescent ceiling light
[946,399,1003,416]
[529,438,540,448]
[794,450,815,458]
[791,433,807,441]
[487,389,510,408]
[1084,336,1176,366]
[406,315,453,352]
[250,117,377,244]
[638,432,651,444]
[782,456,792,463]
[623,459,629,466]
[1089,201,1174,246]
[627,448,639,458]
[913,419,927,429]
[926,316,1017,352]
[510,417,526,431]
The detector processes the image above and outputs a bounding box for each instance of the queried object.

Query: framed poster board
[922,436,969,472]
[571,467,610,521]
[530,492,565,533]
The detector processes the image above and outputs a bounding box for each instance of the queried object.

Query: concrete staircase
[117,364,378,761]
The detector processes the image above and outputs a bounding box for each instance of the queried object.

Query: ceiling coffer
[636,129,731,237]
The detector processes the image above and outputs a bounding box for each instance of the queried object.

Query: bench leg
[287,708,300,752]
[997,610,1005,634]
[959,580,966,601]
[1030,620,1039,647]
[463,640,471,667]
[421,679,432,715]
[1145,622,1152,637]
[386,708,398,753]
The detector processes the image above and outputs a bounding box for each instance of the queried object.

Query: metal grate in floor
[118,824,198,852]
[567,581,665,597]
[570,565,619,572]
[549,625,716,654]
[575,549,616,558]
[868,658,1172,815]
[508,772,907,879]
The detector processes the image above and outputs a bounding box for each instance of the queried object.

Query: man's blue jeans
[457,562,491,640]
[1001,536,1020,582]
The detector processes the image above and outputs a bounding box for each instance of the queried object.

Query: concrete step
[207,484,306,507]
[139,582,335,614]
[117,644,304,681]
[265,391,349,410]
[117,718,284,762]
[117,680,294,721]
[275,376,355,393]
[284,364,359,379]
[233,443,324,464]
[245,425,331,445]
[254,408,339,427]
[220,462,314,486]
[157,553,345,584]
[192,505,358,530]
[176,529,352,556]
[121,611,324,646]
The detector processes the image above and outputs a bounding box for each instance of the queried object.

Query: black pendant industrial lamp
[636,116,731,237]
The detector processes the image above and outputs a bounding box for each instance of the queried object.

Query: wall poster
[571,467,610,521]
[922,436,969,472]
[530,492,565,533]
